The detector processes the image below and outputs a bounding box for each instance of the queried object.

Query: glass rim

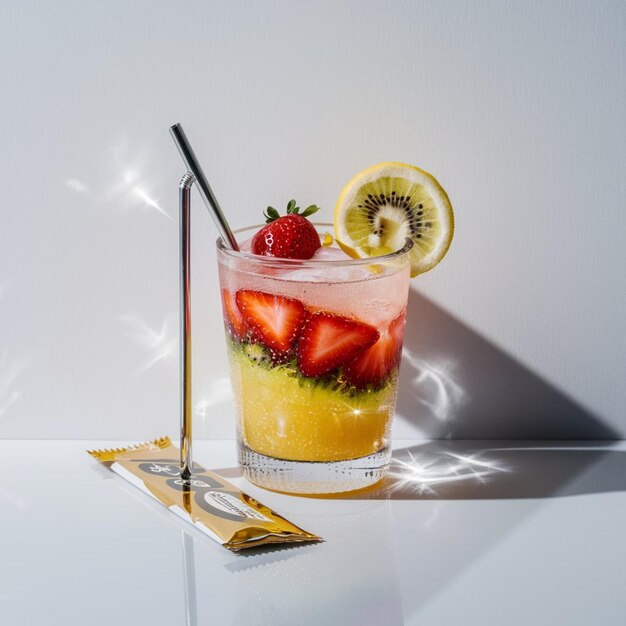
[216,222,414,268]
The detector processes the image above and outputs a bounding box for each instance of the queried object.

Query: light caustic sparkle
[388,449,509,495]
[194,377,233,420]
[65,178,89,194]
[64,132,173,222]
[402,348,466,422]
[0,282,28,419]
[133,186,173,221]
[0,352,28,419]
[117,313,177,373]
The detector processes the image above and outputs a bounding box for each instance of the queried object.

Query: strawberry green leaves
[264,199,320,223]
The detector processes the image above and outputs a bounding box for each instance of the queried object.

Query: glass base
[238,442,391,494]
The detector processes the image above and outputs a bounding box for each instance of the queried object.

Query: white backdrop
[1,1,624,440]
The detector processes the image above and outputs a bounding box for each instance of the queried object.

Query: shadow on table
[204,291,620,624]
[346,441,626,501]
[396,290,618,440]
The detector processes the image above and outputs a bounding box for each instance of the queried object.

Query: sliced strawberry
[297,313,379,378]
[344,310,406,389]
[221,289,247,340]
[236,290,305,353]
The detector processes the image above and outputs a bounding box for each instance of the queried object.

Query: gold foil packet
[88,437,321,551]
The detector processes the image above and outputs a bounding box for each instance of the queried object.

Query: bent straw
[169,123,239,479]
[178,172,194,480]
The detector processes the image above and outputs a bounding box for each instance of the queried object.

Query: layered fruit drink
[217,163,454,493]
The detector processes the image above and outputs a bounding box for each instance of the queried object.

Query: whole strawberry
[251,200,321,260]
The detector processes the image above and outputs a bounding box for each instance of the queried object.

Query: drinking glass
[217,224,412,494]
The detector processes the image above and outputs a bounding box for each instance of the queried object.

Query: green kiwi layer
[227,337,397,396]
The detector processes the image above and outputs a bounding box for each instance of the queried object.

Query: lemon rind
[334,161,454,277]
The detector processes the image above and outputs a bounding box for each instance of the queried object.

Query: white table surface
[1,439,625,626]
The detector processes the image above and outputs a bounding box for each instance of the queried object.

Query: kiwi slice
[242,342,272,366]
[335,162,454,276]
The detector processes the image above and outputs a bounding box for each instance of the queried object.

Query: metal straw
[169,123,239,251]
[179,172,194,479]
[169,122,239,478]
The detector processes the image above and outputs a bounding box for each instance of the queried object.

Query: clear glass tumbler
[217,225,412,494]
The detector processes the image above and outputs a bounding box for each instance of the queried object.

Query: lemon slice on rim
[334,162,454,277]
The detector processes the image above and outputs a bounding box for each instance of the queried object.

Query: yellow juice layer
[229,349,397,462]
